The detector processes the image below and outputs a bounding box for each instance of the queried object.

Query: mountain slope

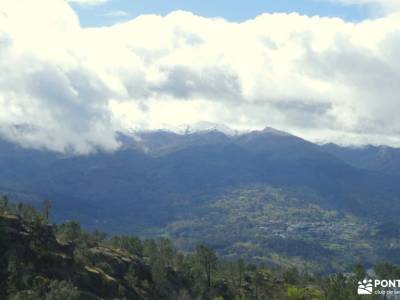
[321,143,400,176]
[1,128,400,272]
[1,129,400,230]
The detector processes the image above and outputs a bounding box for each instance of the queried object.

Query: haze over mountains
[2,126,400,271]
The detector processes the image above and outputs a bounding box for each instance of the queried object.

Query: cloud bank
[1,0,400,153]
[67,0,110,6]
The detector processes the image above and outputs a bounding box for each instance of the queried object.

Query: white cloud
[105,10,130,18]
[67,0,109,6]
[1,0,400,153]
[326,0,400,12]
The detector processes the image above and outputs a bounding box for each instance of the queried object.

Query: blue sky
[70,0,373,27]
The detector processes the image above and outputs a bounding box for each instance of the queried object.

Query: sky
[69,0,373,26]
[0,0,400,153]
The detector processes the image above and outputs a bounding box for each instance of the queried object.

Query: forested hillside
[1,129,400,273]
[0,196,394,299]
[167,186,388,273]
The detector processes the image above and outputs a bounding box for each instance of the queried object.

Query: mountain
[321,143,400,176]
[1,127,400,271]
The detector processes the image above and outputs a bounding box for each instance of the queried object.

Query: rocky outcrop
[0,212,156,299]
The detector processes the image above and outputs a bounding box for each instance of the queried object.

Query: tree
[287,286,323,300]
[322,274,354,300]
[56,221,82,244]
[237,258,245,289]
[16,203,23,217]
[43,199,51,222]
[253,270,264,300]
[0,195,8,211]
[283,267,300,285]
[109,235,143,257]
[196,245,217,290]
[374,262,399,279]
[45,280,80,300]
[158,238,175,267]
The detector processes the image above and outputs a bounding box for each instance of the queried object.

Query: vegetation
[2,131,400,281]
[0,196,396,299]
[166,186,396,273]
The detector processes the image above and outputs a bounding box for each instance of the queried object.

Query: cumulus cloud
[326,0,400,12]
[1,0,400,153]
[67,0,110,6]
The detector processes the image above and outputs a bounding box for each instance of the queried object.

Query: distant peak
[170,122,237,136]
[261,127,292,136]
[120,125,294,139]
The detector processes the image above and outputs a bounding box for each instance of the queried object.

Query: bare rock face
[0,212,156,299]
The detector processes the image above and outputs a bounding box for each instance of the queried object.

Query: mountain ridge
[1,127,400,271]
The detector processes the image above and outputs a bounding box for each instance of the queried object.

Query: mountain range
[1,127,400,271]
